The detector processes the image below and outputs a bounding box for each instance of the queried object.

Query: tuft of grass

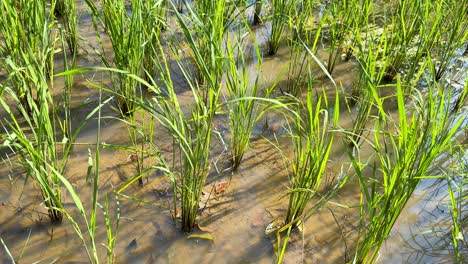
[253,0,263,25]
[185,0,230,96]
[136,14,222,231]
[0,0,54,112]
[284,82,339,229]
[142,0,166,81]
[349,75,467,263]
[272,73,341,263]
[320,0,356,75]
[0,18,64,223]
[53,0,78,55]
[224,30,274,170]
[348,20,389,149]
[83,0,146,117]
[268,0,296,55]
[285,1,323,96]
[430,0,468,81]
[382,0,423,82]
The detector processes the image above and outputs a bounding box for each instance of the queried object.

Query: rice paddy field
[0,0,467,263]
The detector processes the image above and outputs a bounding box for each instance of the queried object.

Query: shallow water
[0,2,467,264]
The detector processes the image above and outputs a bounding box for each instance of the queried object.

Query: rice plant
[285,1,322,96]
[349,76,467,263]
[268,0,296,55]
[0,7,65,223]
[284,82,339,229]
[0,0,53,112]
[224,31,272,170]
[348,22,390,149]
[445,156,467,263]
[142,0,166,81]
[84,0,145,117]
[320,0,356,75]
[175,0,228,103]
[253,0,263,25]
[0,71,64,224]
[137,17,221,231]
[53,0,78,55]
[270,75,340,263]
[382,0,423,82]
[430,0,468,81]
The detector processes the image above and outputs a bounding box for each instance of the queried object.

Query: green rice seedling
[430,0,468,81]
[174,0,227,103]
[9,85,120,263]
[83,0,145,117]
[382,0,423,82]
[283,81,339,230]
[320,0,357,75]
[253,0,263,25]
[193,0,236,29]
[348,23,390,149]
[272,76,340,264]
[285,1,323,96]
[84,0,161,184]
[268,0,296,55]
[135,18,221,231]
[0,16,111,226]
[394,0,452,88]
[102,0,145,116]
[0,21,64,224]
[0,0,53,112]
[445,158,467,263]
[340,0,374,61]
[349,76,467,263]
[142,0,166,81]
[176,0,184,13]
[53,0,78,55]
[224,31,274,170]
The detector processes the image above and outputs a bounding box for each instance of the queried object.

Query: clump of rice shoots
[382,0,423,82]
[53,0,78,55]
[0,42,63,224]
[0,0,53,112]
[225,31,271,170]
[268,0,296,55]
[348,22,389,149]
[138,16,222,231]
[253,0,263,25]
[142,0,166,81]
[187,0,230,94]
[349,76,467,263]
[430,0,468,81]
[84,0,145,117]
[320,0,356,75]
[285,1,322,96]
[284,82,339,229]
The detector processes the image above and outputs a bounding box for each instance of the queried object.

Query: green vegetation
[268,0,295,55]
[0,0,467,262]
[349,77,466,263]
[225,31,272,170]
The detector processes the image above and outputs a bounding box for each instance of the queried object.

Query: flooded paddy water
[1,1,467,263]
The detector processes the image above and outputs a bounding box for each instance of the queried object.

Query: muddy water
[1,3,467,264]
